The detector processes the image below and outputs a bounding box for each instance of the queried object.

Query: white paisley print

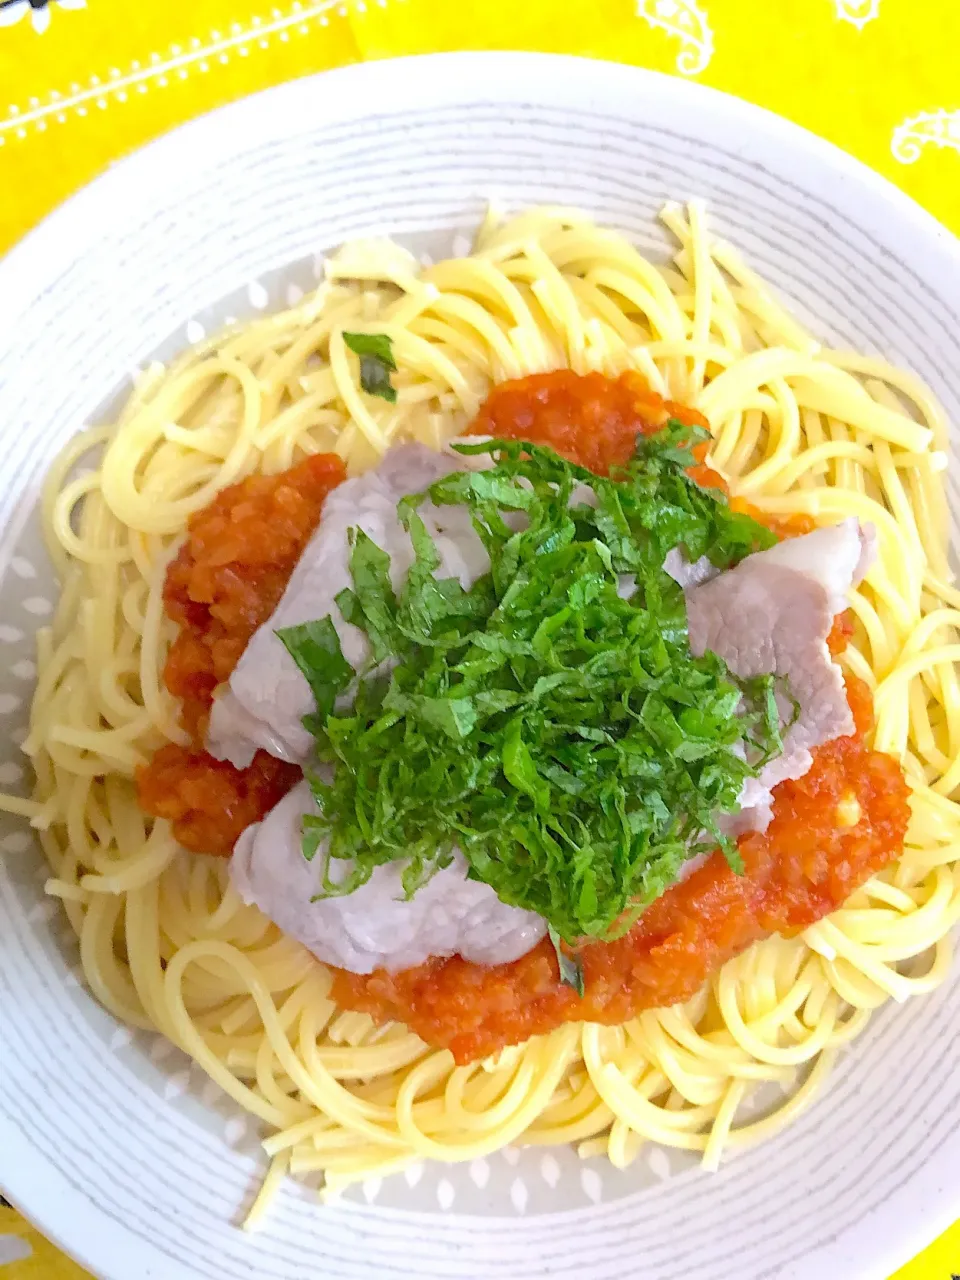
[636,0,713,75]
[833,0,881,29]
[0,0,86,35]
[891,109,960,164]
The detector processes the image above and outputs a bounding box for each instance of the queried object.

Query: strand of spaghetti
[802,919,921,1000]
[637,1030,730,1104]
[733,377,804,494]
[709,239,818,355]
[442,1055,542,1132]
[53,475,130,566]
[242,1151,290,1231]
[715,975,841,1066]
[820,350,950,450]
[424,258,554,366]
[829,871,956,959]
[38,426,113,575]
[310,1032,428,1080]
[585,1078,710,1150]
[722,1048,838,1151]
[699,355,932,452]
[317,1153,420,1199]
[79,828,179,895]
[645,1004,809,1080]
[524,1087,615,1146]
[682,201,713,397]
[393,1028,579,1161]
[605,1117,643,1169]
[874,646,960,703]
[701,1078,747,1172]
[722,406,766,477]
[753,440,880,495]
[567,273,645,347]
[517,241,588,373]
[102,356,264,533]
[0,794,46,819]
[390,327,482,418]
[162,948,331,1128]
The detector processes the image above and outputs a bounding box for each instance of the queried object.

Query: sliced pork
[685,517,875,832]
[208,442,492,769]
[232,780,547,972]
[221,431,874,975]
[662,547,717,590]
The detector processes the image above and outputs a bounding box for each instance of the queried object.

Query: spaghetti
[3,204,958,1219]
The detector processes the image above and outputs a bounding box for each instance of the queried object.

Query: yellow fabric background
[0,0,957,1275]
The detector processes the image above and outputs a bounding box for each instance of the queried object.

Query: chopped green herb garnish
[739,674,801,767]
[288,425,782,943]
[343,331,398,403]
[549,925,585,997]
[276,617,353,723]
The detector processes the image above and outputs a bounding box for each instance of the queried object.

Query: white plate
[0,53,958,1280]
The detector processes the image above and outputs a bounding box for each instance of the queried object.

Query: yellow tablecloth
[0,0,958,1275]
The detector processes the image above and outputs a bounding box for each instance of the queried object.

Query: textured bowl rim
[3,53,959,329]
[0,51,958,1280]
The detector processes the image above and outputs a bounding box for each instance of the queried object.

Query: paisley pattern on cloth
[892,108,960,164]
[0,0,958,249]
[0,0,957,1274]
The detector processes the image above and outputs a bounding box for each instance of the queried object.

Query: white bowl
[0,53,957,1280]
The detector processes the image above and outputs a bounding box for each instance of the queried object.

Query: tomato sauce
[136,452,344,855]
[137,370,908,1058]
[474,368,810,537]
[474,368,721,484]
[330,372,909,1061]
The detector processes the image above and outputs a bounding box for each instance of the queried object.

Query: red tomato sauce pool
[137,452,344,855]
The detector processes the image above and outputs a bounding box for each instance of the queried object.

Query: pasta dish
[3,203,957,1224]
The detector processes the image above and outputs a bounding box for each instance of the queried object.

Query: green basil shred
[342,331,398,403]
[548,925,585,996]
[275,422,782,947]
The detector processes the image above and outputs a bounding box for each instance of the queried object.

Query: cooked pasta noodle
[3,203,958,1219]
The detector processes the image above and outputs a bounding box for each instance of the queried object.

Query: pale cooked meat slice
[232,781,547,973]
[731,518,876,615]
[664,520,877,596]
[662,547,717,590]
[207,441,492,769]
[685,518,875,833]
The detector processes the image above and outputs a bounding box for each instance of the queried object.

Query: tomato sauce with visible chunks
[138,371,908,1060]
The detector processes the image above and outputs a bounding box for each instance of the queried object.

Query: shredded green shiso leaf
[276,422,781,945]
[548,925,585,996]
[342,331,398,403]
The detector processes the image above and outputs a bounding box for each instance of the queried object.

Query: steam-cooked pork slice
[232,780,547,973]
[685,518,875,832]
[207,442,492,769]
